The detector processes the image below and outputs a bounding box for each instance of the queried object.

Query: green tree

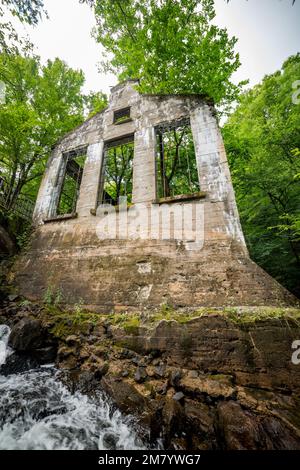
[85,90,108,118]
[0,0,46,25]
[223,54,300,296]
[0,0,46,53]
[85,0,245,109]
[0,53,85,209]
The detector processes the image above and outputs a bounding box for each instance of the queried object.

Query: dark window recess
[99,136,134,206]
[156,118,200,199]
[56,151,86,216]
[113,107,131,124]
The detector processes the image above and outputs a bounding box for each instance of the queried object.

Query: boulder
[173,391,185,402]
[162,397,186,447]
[134,366,147,383]
[216,401,300,450]
[0,352,39,376]
[9,318,46,351]
[101,376,149,415]
[0,225,16,255]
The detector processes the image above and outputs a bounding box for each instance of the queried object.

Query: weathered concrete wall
[15,81,297,310]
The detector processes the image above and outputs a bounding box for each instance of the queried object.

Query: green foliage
[57,154,86,215]
[54,288,63,306]
[0,53,86,212]
[156,123,199,198]
[103,141,134,204]
[18,298,30,307]
[223,54,300,296]
[15,221,32,249]
[74,298,84,316]
[87,0,246,109]
[85,91,108,118]
[43,285,64,306]
[0,1,46,54]
[1,0,46,26]
[43,285,53,306]
[122,316,141,334]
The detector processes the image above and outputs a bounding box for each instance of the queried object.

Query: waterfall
[0,324,149,450]
[0,324,12,366]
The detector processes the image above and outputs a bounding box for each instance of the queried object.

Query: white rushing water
[0,324,147,450]
[0,324,12,366]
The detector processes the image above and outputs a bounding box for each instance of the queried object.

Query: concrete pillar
[190,104,247,250]
[132,126,156,204]
[76,142,104,217]
[32,148,63,225]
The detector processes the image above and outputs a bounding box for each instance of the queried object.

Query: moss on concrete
[151,306,300,327]
[40,302,300,343]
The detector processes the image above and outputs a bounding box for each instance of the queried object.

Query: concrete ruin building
[15,80,296,311]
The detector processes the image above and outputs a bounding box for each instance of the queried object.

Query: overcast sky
[11,0,300,96]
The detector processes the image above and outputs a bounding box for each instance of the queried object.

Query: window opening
[99,135,134,206]
[156,119,199,199]
[56,150,86,215]
[113,107,131,125]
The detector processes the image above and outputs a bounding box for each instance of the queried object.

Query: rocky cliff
[1,299,300,450]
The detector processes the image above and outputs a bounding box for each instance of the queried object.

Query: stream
[0,324,147,450]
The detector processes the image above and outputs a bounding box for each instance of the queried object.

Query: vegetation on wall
[85,91,108,118]
[223,54,300,297]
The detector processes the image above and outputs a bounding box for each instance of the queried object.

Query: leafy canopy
[0,0,47,53]
[0,0,46,26]
[0,52,86,208]
[223,54,300,296]
[85,91,108,118]
[85,0,245,108]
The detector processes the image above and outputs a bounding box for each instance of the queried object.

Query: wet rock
[173,391,185,402]
[0,352,39,376]
[169,369,182,387]
[95,361,109,378]
[79,347,90,360]
[58,345,76,359]
[149,349,161,359]
[184,398,217,450]
[181,373,235,399]
[34,346,57,364]
[8,294,19,302]
[134,366,147,383]
[9,318,46,351]
[162,398,186,446]
[156,381,168,395]
[93,347,109,360]
[102,433,118,449]
[101,376,149,415]
[57,346,78,369]
[188,370,198,379]
[118,348,134,359]
[63,370,99,394]
[217,401,264,450]
[65,335,80,347]
[155,363,166,378]
[152,358,160,366]
[260,416,300,450]
[132,356,140,366]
